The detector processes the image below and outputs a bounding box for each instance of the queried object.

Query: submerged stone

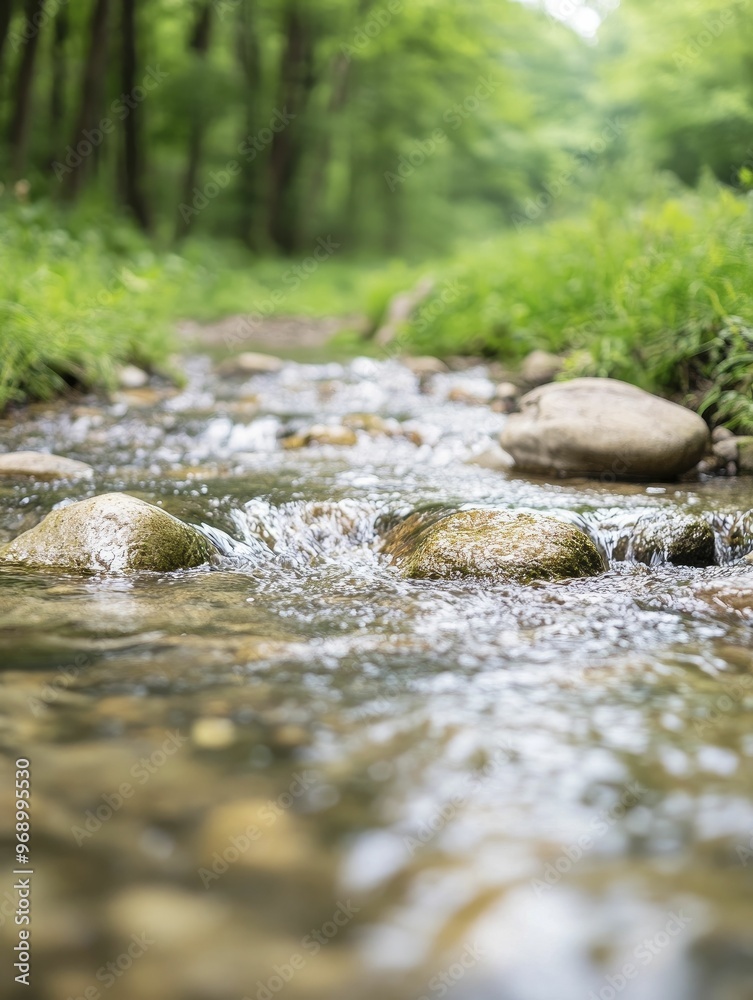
[382,508,605,584]
[0,493,212,574]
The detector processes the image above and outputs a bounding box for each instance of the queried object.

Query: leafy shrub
[398,185,753,428]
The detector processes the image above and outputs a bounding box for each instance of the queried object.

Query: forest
[1,0,753,417]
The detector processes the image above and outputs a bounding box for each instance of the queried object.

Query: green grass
[385,183,753,430]
[0,200,386,409]
[4,185,753,431]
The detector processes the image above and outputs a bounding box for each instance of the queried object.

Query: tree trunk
[120,0,150,229]
[48,4,69,168]
[305,0,369,241]
[175,1,212,241]
[7,0,45,177]
[267,1,316,254]
[0,0,15,85]
[304,50,352,241]
[62,0,111,200]
[236,0,262,248]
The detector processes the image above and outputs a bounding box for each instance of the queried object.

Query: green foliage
[0,0,582,253]
[0,202,177,407]
[4,0,753,418]
[688,317,753,432]
[0,200,388,409]
[397,185,753,427]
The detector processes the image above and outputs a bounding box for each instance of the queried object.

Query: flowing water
[2,356,753,1000]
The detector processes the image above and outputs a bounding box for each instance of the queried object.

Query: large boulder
[500,378,709,480]
[0,493,212,574]
[0,451,93,480]
[382,508,604,584]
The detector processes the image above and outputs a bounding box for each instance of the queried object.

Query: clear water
[2,357,753,1000]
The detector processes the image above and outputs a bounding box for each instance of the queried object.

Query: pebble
[402,356,449,376]
[117,364,149,389]
[199,799,309,871]
[218,352,284,376]
[191,717,237,749]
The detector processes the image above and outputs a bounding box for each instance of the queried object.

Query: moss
[383,509,604,584]
[0,493,213,574]
[627,513,715,568]
[126,518,211,572]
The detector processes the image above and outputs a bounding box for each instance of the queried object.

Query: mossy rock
[610,511,716,567]
[382,508,605,584]
[0,493,213,574]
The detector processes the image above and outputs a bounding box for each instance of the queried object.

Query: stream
[2,355,753,1000]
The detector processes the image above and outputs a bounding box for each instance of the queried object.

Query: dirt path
[176,314,367,360]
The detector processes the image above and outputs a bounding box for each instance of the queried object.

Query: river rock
[382,508,604,584]
[402,356,449,376]
[282,424,357,449]
[712,437,738,466]
[735,437,753,474]
[604,511,716,567]
[466,443,515,472]
[0,452,93,480]
[493,382,520,413]
[218,352,284,377]
[520,350,564,386]
[500,378,709,480]
[116,364,149,389]
[0,493,212,573]
[711,426,735,444]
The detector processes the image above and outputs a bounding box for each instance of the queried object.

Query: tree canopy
[0,0,751,254]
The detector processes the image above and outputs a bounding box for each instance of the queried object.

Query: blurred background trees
[3,0,753,415]
[2,0,749,255]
